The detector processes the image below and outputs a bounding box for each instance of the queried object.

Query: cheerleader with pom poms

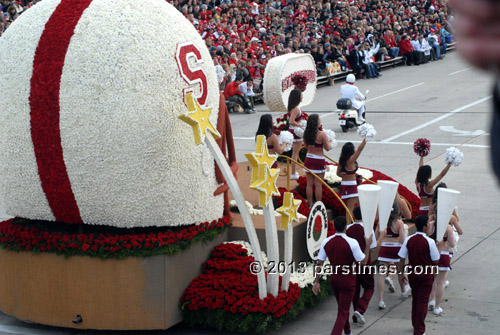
[302,114,336,207]
[414,139,455,216]
[426,182,464,316]
[337,123,376,218]
[255,114,292,167]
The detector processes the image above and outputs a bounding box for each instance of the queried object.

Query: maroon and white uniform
[347,222,377,316]
[288,108,304,142]
[304,141,326,173]
[378,226,402,262]
[417,183,432,215]
[429,227,452,271]
[318,233,365,335]
[340,164,358,200]
[398,232,440,335]
[267,143,278,168]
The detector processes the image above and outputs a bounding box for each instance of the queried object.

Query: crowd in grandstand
[1,0,454,107]
[170,0,454,89]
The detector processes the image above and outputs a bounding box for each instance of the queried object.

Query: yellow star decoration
[250,163,280,207]
[276,192,302,229]
[244,135,278,184]
[178,92,220,145]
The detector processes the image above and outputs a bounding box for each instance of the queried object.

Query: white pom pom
[445,147,463,167]
[324,129,337,150]
[278,131,293,152]
[294,126,305,138]
[299,119,307,128]
[357,123,377,142]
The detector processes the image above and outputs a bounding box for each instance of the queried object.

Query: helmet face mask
[346,74,356,83]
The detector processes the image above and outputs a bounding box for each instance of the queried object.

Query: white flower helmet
[346,74,356,83]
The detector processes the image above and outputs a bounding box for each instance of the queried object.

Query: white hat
[346,74,356,83]
[251,37,260,42]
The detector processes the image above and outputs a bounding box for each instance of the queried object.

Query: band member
[398,216,440,335]
[313,216,372,335]
[347,206,377,326]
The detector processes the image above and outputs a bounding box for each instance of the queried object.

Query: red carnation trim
[0,216,231,258]
[413,138,431,157]
[297,166,422,220]
[291,74,308,91]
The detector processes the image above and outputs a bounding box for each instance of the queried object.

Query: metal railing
[323,154,414,217]
[278,154,354,223]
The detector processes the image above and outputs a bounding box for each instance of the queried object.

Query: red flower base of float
[180,242,333,333]
[297,166,421,219]
[0,216,231,259]
[180,189,336,333]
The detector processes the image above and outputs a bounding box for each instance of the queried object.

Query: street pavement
[0,51,499,334]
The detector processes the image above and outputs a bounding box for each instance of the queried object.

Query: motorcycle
[337,90,369,132]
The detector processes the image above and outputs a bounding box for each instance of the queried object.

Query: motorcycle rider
[340,74,366,122]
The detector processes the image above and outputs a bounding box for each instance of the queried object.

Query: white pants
[357,103,365,120]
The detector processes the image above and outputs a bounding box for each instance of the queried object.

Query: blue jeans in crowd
[430,41,441,58]
[389,47,400,58]
[363,63,379,78]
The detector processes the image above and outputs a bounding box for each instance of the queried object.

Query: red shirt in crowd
[224,81,242,98]
[384,34,397,48]
[398,38,415,54]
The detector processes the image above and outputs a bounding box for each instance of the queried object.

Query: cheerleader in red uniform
[287,89,304,180]
[302,114,331,207]
[376,200,410,309]
[415,156,451,215]
[336,139,367,219]
[255,114,287,168]
[427,183,464,316]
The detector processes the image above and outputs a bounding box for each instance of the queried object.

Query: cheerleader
[287,89,304,180]
[427,183,464,316]
[302,114,331,207]
[336,139,366,219]
[415,156,452,215]
[255,114,287,168]
[376,200,410,309]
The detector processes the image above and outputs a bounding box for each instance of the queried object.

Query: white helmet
[346,74,356,83]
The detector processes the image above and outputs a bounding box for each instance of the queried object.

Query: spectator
[238,78,256,112]
[330,41,348,71]
[359,42,381,79]
[423,34,438,61]
[311,45,325,75]
[214,56,225,90]
[372,32,390,62]
[236,60,251,82]
[428,29,442,60]
[398,34,417,66]
[344,38,362,79]
[384,30,400,58]
[411,34,424,66]
[224,76,255,114]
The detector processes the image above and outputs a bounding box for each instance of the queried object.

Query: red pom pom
[291,74,308,91]
[413,138,431,157]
